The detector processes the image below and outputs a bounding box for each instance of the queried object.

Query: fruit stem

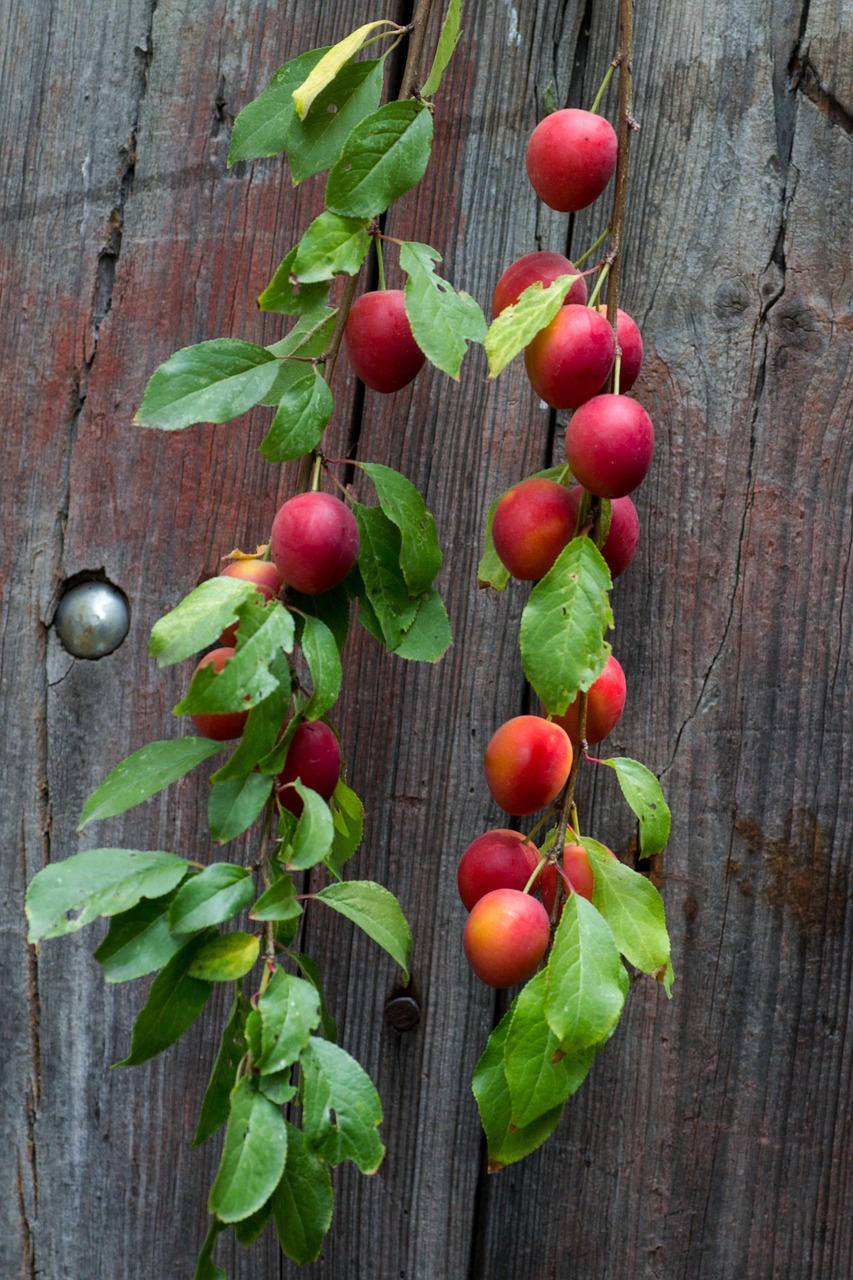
[586,261,610,309]
[523,857,547,896]
[310,453,324,492]
[589,61,616,115]
[375,234,387,291]
[574,227,610,269]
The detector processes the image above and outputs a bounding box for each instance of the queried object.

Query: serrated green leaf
[208,1076,288,1223]
[485,275,579,377]
[325,100,433,218]
[188,932,260,982]
[79,738,224,828]
[477,465,567,591]
[472,1002,565,1169]
[328,779,364,873]
[400,240,487,379]
[284,785,335,870]
[314,881,412,979]
[288,58,384,183]
[587,841,672,984]
[265,307,337,367]
[256,967,321,1074]
[207,773,274,844]
[356,462,442,593]
[392,587,452,662]
[352,504,419,649]
[293,22,398,119]
[291,952,338,1042]
[149,577,258,667]
[228,47,328,163]
[300,616,343,720]
[421,0,463,96]
[520,537,613,715]
[173,604,294,714]
[136,339,281,430]
[300,1037,384,1172]
[194,988,249,1146]
[272,1122,334,1264]
[26,849,190,943]
[233,1199,272,1246]
[600,757,672,856]
[251,874,303,923]
[94,894,188,983]
[258,248,331,316]
[504,970,599,1128]
[209,652,291,783]
[114,931,214,1066]
[545,894,628,1051]
[290,583,350,655]
[292,212,372,282]
[168,864,255,932]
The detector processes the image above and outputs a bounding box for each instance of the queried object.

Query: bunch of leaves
[26,4,473,1271]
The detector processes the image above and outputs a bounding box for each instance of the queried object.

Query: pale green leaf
[421,0,463,96]
[400,240,487,379]
[545,894,628,1050]
[600,757,672,856]
[293,22,399,119]
[485,275,579,378]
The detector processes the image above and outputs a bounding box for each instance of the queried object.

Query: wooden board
[2,0,852,1275]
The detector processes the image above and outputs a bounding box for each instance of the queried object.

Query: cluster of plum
[462,107,649,989]
[186,489,359,815]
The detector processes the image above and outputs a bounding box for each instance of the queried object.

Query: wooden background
[3,0,852,1275]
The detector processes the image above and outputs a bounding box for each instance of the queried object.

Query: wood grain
[2,0,851,1276]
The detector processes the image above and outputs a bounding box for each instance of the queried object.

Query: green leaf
[292,212,372,282]
[352,504,419,650]
[285,785,335,870]
[520,536,613,715]
[300,615,343,720]
[194,988,249,1146]
[328,780,364,873]
[251,874,303,923]
[173,604,294,714]
[325,100,433,218]
[208,773,274,844]
[288,58,384,184]
[600,757,672,857]
[545,894,628,1051]
[291,952,338,1042]
[300,1036,384,1172]
[79,738,224,828]
[472,1003,565,1170]
[168,864,255,932]
[272,1122,334,1264]
[94,894,188,983]
[293,21,399,119]
[208,1076,288,1223]
[265,306,337,369]
[188,931,260,982]
[258,366,333,463]
[421,0,463,96]
[149,577,259,667]
[228,47,327,163]
[256,967,321,1074]
[114,932,214,1066]
[233,1200,272,1247]
[587,841,672,985]
[504,970,598,1128]
[257,248,331,316]
[194,1222,227,1280]
[399,240,487,379]
[210,650,291,783]
[478,465,567,591]
[392,587,452,663]
[356,462,442,593]
[314,881,412,979]
[26,848,189,943]
[135,339,281,430]
[290,584,350,655]
[485,275,579,378]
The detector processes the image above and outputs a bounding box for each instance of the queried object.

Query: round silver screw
[55,581,130,659]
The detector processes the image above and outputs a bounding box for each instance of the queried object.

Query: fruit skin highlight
[463,888,551,988]
[344,289,426,393]
[492,250,587,317]
[526,108,618,213]
[491,478,577,581]
[457,829,541,912]
[484,715,573,816]
[270,491,360,595]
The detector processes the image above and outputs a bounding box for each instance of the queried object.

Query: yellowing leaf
[292,22,399,119]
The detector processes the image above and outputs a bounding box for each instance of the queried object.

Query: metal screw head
[55,581,130,659]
